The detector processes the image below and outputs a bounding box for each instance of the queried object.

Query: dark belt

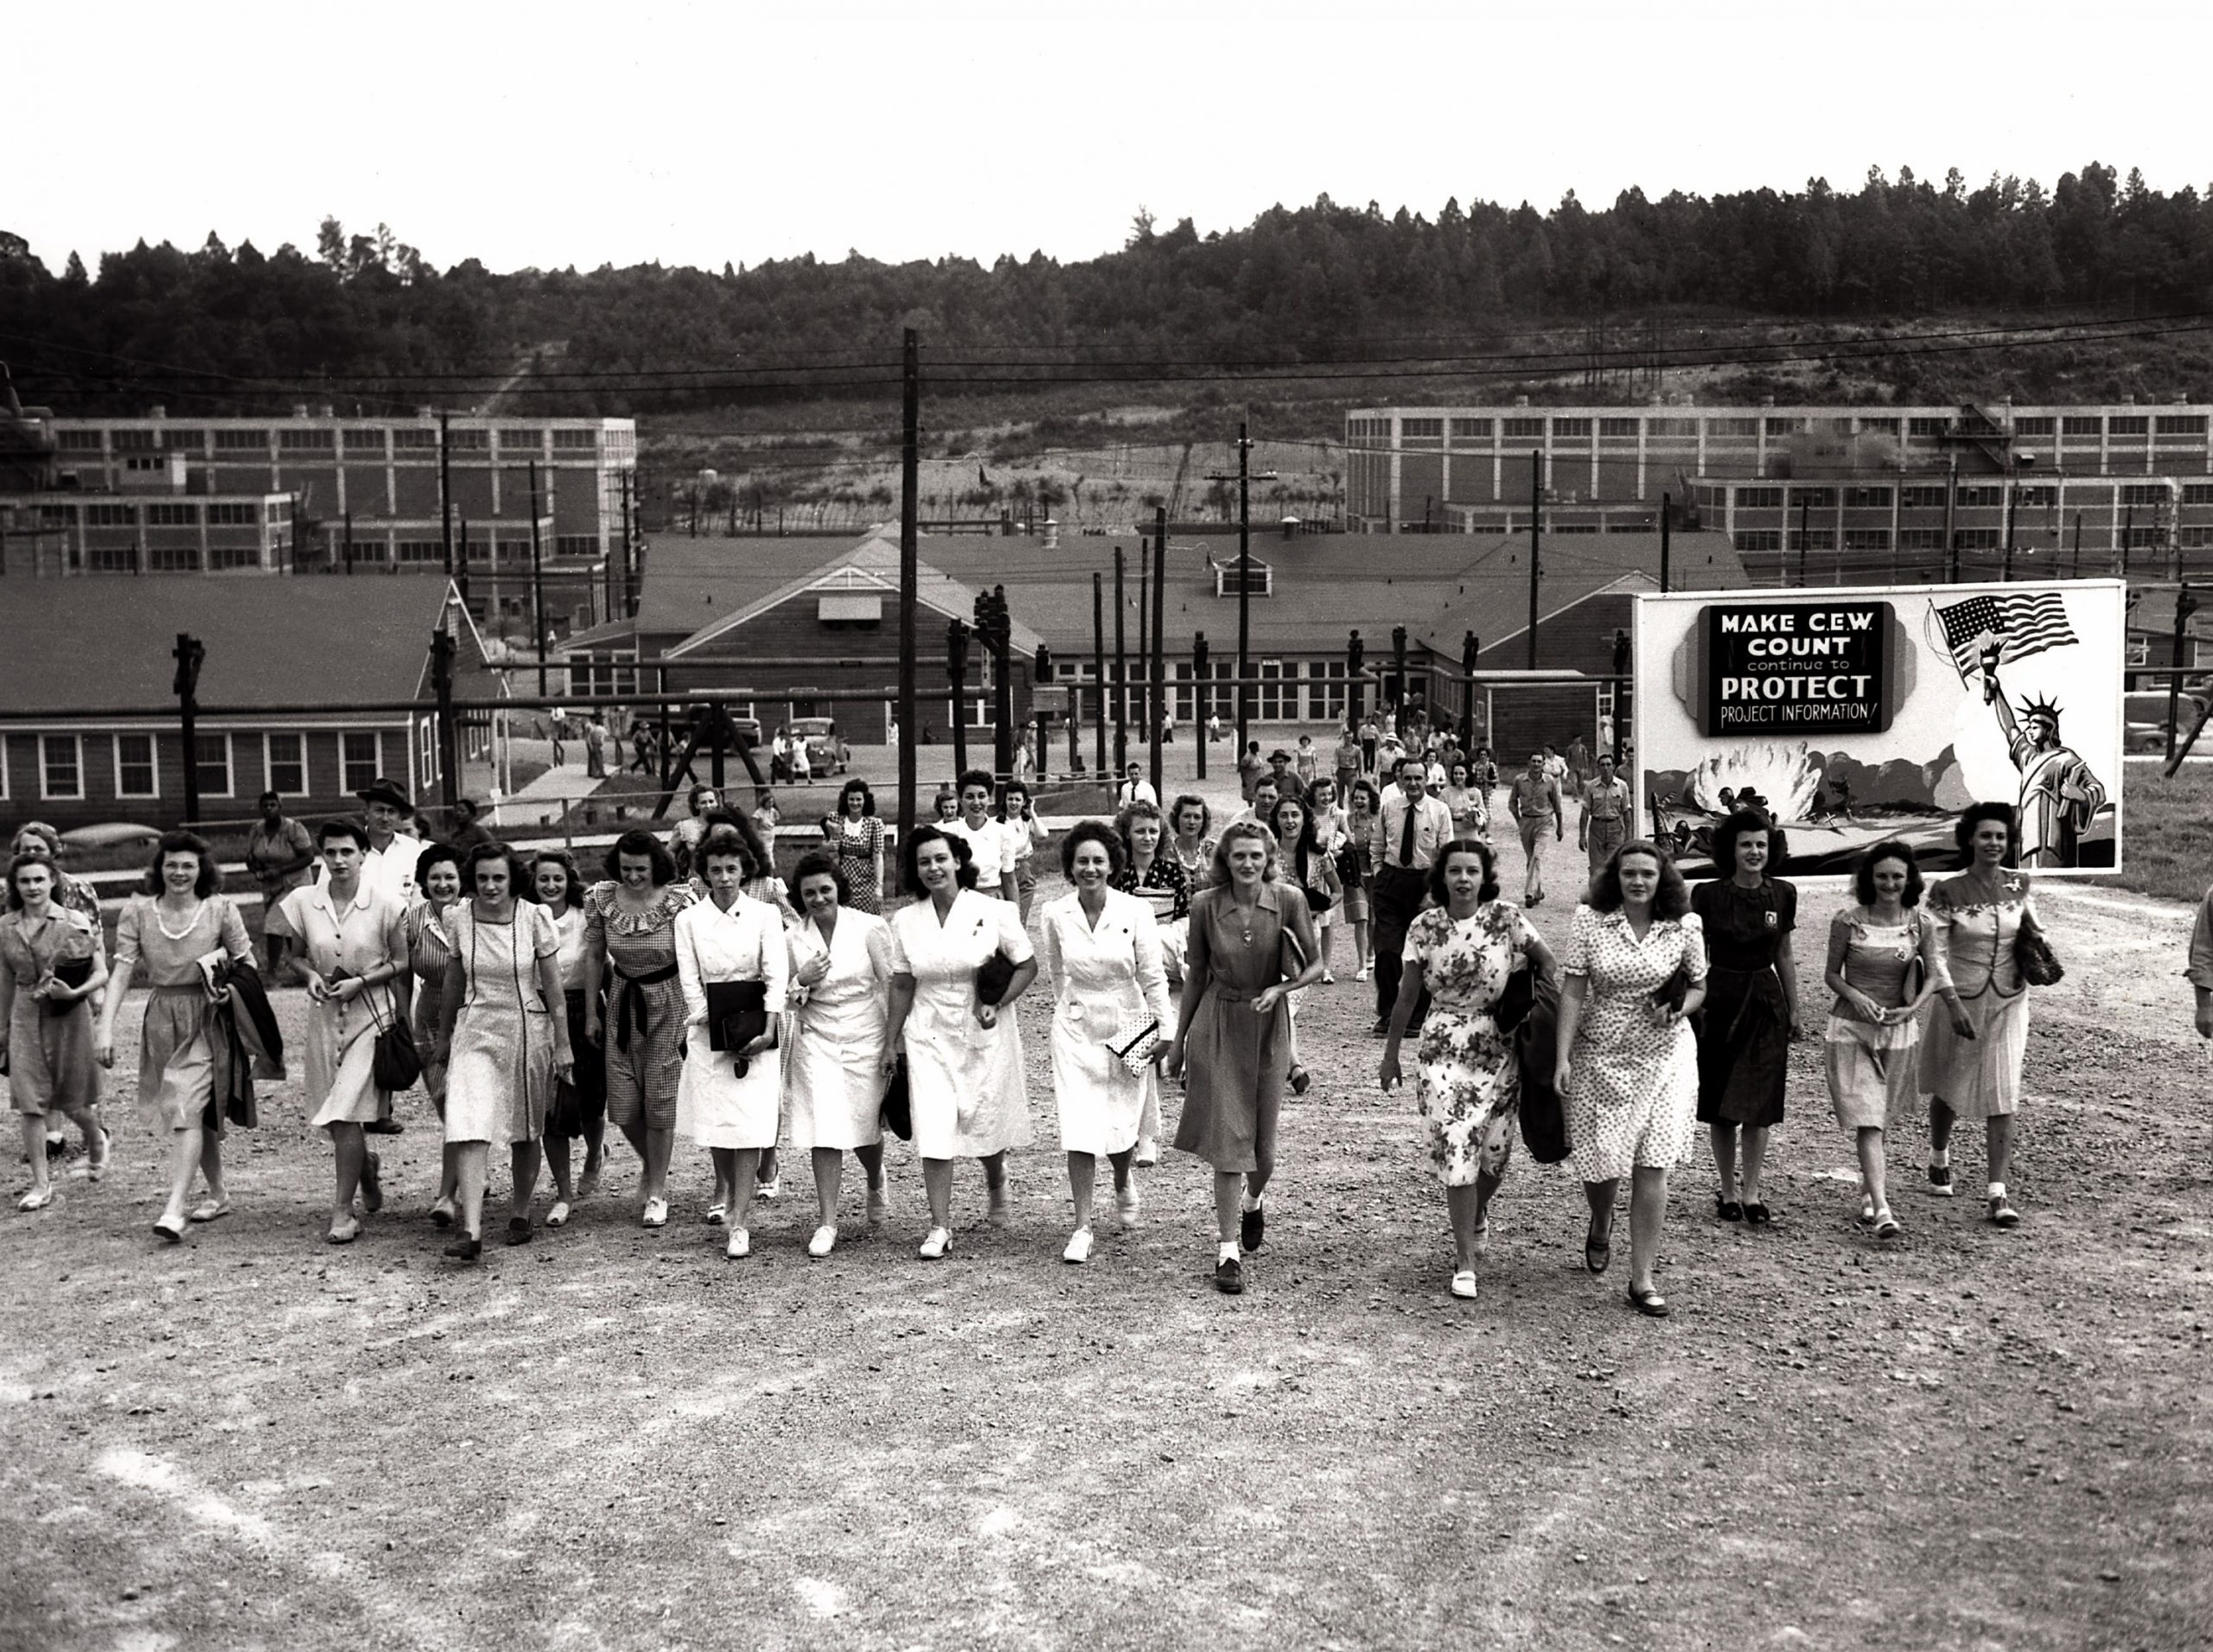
[610,962,679,1051]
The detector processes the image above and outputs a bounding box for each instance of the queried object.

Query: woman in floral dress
[1379,839,1557,1301]
[1917,802,2041,1228]
[831,779,886,915]
[1553,841,1708,1317]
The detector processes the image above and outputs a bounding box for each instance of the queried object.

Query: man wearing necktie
[1368,754,1453,1036]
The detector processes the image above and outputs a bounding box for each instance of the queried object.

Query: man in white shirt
[1113,762,1158,810]
[1368,754,1453,1035]
[940,769,1017,901]
[322,777,420,909]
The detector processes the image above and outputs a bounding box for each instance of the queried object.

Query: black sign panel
[1700,602,1896,735]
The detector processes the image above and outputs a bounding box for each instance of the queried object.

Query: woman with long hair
[673,826,788,1259]
[1379,839,1558,1300]
[1918,803,2042,1227]
[1305,775,1352,984]
[581,829,695,1227]
[1691,810,1802,1226]
[1040,821,1174,1262]
[831,778,887,915]
[784,851,896,1253]
[405,842,468,1225]
[1441,762,1489,842]
[272,821,410,1245]
[96,832,258,1242]
[533,849,605,1228]
[1168,794,1216,892]
[1266,789,1336,1095]
[434,845,571,1259]
[1163,822,1324,1295]
[1553,841,1708,1317]
[1002,780,1052,923]
[1342,778,1381,981]
[1823,839,1942,1240]
[1114,797,1191,1164]
[881,826,1038,1259]
[2,853,109,1209]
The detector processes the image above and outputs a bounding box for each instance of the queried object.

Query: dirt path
[4,832,2209,1649]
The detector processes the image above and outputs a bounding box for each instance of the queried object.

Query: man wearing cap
[245,792,316,980]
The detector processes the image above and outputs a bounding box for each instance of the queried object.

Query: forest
[4,162,2212,420]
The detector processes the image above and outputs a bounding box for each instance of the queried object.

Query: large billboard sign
[1633,579,2125,877]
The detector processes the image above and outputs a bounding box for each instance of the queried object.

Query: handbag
[879,1056,912,1140]
[1103,1011,1163,1076]
[975,947,1018,1007]
[1648,961,1693,1016]
[705,979,771,1076]
[364,985,424,1093]
[2014,919,2063,987]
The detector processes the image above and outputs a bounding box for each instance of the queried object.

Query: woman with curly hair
[830,778,887,915]
[1163,821,1323,1295]
[1554,841,1708,1317]
[882,826,1038,1259]
[1918,802,2044,1228]
[1691,809,1802,1226]
[1379,839,1558,1300]
[533,848,604,1227]
[96,832,258,1242]
[784,852,896,1253]
[1039,821,1174,1262]
[1823,839,1942,1240]
[1002,780,1052,922]
[581,828,695,1227]
[1342,778,1382,981]
[2,852,109,1211]
[1116,797,1192,1162]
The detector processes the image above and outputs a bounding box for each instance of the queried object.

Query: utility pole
[439,411,453,577]
[1527,449,1542,668]
[1091,569,1107,777]
[528,460,548,695]
[947,616,970,777]
[1150,507,1168,799]
[1798,494,1811,586]
[2121,503,2133,577]
[2072,513,2083,579]
[622,469,637,617]
[172,632,205,826]
[343,507,354,577]
[2002,480,2018,583]
[1459,630,1480,750]
[1944,460,1959,584]
[987,585,1015,782]
[431,624,460,815]
[1659,491,1671,593]
[1205,422,1275,752]
[1192,630,1209,781]
[1136,533,1151,757]
[456,513,470,609]
[897,328,920,840]
[2168,585,2200,765]
[1112,543,1128,774]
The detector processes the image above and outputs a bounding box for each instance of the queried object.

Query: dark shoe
[1714,1196,1744,1222]
[429,1202,454,1229]
[1628,1284,1672,1317]
[1743,1202,1774,1227]
[443,1236,482,1262]
[364,1118,405,1136]
[1369,1017,1392,1038]
[1927,1164,1955,1197]
[1988,1195,2019,1228]
[1214,1255,1244,1295]
[505,1215,533,1246]
[1584,1221,1612,1275]
[1287,1065,1311,1097]
[1240,1204,1265,1253]
[360,1152,384,1215]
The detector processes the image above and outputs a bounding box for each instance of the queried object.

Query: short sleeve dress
[1561,904,1707,1184]
[672,894,789,1152]
[784,910,895,1151]
[2,907,104,1117]
[1916,876,2032,1120]
[1038,889,1174,1158]
[111,895,256,1133]
[586,881,695,1132]
[547,903,607,1141]
[1401,901,1536,1184]
[403,897,459,1109]
[889,889,1035,1159]
[443,902,561,1148]
[1172,883,1317,1175]
[835,816,886,915]
[1689,877,1798,1128]
[1822,905,1937,1130]
[272,881,410,1132]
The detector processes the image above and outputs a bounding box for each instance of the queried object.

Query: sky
[13,0,2210,277]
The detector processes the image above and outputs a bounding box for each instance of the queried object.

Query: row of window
[54,426,603,454]
[5,730,386,803]
[54,501,277,527]
[1369,412,2213,446]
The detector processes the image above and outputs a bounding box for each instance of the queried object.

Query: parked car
[790,717,848,775]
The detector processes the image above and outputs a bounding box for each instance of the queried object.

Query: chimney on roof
[320,404,335,418]
[1280,515,1300,539]
[1043,517,1060,550]
[148,404,166,419]
[1514,395,1530,408]
[1761,396,1776,407]
[418,406,437,419]
[293,403,310,419]
[2122,392,2135,405]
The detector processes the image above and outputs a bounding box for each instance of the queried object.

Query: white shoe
[756,1176,782,1202]
[917,1227,952,1260]
[1355,964,1373,982]
[1062,1228,1094,1265]
[545,1200,571,1228]
[807,1224,838,1258]
[704,1202,727,1228]
[725,1228,750,1259]
[1115,1186,1141,1226]
[1133,1138,1159,1168]
[642,1197,669,1228]
[1451,1270,1479,1300]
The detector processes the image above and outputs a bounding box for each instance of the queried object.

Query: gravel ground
[4,820,2210,1651]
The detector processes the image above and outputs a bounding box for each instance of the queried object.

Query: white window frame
[0,737,9,800]
[341,731,381,794]
[264,731,308,798]
[41,734,84,800]
[193,732,235,799]
[113,732,160,800]
[418,716,437,790]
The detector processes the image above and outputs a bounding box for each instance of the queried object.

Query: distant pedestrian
[1579,755,1632,879]
[244,792,316,979]
[1238,741,1266,803]
[585,718,609,779]
[630,724,656,775]
[1508,754,1564,907]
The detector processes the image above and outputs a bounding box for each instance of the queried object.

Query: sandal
[327,1217,361,1246]
[1872,1209,1901,1241]
[17,1185,56,1212]
[1714,1196,1744,1222]
[703,1202,727,1228]
[151,1216,187,1244]
[1628,1283,1672,1317]
[1450,1269,1479,1300]
[188,1198,232,1224]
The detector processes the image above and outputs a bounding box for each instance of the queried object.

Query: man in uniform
[1578,753,1633,877]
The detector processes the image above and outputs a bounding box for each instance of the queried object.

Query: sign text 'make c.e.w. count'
[1700,602,1897,735]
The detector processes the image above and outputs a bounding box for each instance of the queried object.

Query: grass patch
[2110,763,2213,901]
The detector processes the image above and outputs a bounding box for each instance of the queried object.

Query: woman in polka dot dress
[1553,840,1708,1317]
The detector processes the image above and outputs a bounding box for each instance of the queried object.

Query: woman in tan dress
[3,854,109,1209]
[1162,822,1323,1295]
[96,832,258,1242]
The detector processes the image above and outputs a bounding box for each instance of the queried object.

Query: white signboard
[1631,578,2126,877]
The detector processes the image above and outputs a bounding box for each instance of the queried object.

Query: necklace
[155,897,206,941]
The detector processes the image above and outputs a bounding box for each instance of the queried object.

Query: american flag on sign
[1929,590,2079,683]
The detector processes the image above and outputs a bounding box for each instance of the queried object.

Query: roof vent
[1211,555,1272,597]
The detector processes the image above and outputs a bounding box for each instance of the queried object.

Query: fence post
[172,632,205,826]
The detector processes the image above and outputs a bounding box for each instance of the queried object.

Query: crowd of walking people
[0,701,2149,1314]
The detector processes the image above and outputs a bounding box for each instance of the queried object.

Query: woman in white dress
[432,846,571,1261]
[271,821,410,1245]
[882,826,1038,1260]
[784,851,895,1255]
[673,826,788,1260]
[1039,822,1175,1264]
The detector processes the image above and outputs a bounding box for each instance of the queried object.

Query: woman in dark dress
[1690,810,1802,1225]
